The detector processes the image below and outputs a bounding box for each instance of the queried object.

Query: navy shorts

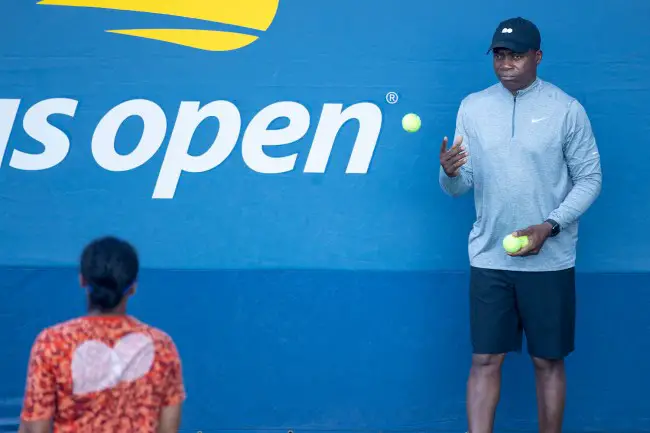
[469,266,576,359]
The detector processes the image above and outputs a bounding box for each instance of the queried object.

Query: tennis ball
[503,234,524,253]
[519,235,529,248]
[402,113,421,133]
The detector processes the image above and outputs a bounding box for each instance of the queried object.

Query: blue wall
[1,0,650,431]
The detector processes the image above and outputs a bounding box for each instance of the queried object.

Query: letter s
[10,98,78,170]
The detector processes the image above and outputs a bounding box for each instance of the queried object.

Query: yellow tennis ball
[519,235,529,248]
[402,113,421,132]
[503,234,523,253]
[502,234,530,253]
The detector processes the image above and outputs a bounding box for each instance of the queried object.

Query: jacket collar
[500,77,542,97]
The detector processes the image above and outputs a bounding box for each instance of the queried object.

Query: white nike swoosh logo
[531,117,548,123]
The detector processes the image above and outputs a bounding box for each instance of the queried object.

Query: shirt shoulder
[128,322,182,361]
[101,318,181,356]
[34,317,89,347]
[536,79,582,111]
[537,80,592,132]
[147,326,178,349]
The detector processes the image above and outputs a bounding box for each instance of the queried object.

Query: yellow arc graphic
[107,29,258,52]
[38,0,280,51]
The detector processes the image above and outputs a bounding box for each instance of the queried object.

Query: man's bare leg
[532,357,566,433]
[467,353,505,433]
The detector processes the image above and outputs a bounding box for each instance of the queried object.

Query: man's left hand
[508,223,553,257]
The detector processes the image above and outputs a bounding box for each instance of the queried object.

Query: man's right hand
[439,135,467,177]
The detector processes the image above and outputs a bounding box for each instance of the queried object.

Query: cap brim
[486,40,532,54]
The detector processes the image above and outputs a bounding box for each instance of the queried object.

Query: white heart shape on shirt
[71,333,155,395]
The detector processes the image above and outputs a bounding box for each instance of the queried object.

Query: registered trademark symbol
[385,91,399,104]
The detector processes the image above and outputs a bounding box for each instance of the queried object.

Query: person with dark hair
[439,17,601,433]
[19,236,185,433]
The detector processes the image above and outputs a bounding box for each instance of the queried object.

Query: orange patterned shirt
[21,315,186,432]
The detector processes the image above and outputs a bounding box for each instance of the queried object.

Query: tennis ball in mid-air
[402,113,421,132]
[502,234,529,253]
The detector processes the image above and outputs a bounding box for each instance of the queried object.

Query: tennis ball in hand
[502,234,529,253]
[402,113,421,132]
[519,235,529,248]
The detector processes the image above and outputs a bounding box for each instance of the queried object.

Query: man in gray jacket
[439,17,602,433]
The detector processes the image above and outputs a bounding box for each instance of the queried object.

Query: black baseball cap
[487,17,541,54]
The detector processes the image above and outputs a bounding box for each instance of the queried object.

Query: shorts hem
[527,347,575,360]
[468,261,576,273]
[471,344,523,356]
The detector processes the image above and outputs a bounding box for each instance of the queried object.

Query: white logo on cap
[501,28,513,33]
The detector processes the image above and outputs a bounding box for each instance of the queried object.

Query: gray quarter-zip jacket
[440,78,602,272]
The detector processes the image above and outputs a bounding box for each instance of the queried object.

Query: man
[438,17,602,433]
[19,236,185,433]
